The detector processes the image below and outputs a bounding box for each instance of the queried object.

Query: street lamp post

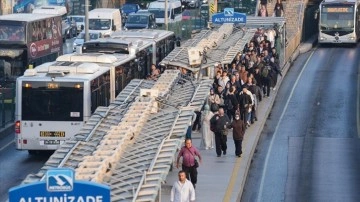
[165,0,168,30]
[85,0,90,42]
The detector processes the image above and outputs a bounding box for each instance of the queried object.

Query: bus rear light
[15,121,21,133]
[23,139,27,144]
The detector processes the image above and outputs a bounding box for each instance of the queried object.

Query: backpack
[262,66,270,78]
[210,115,218,132]
[210,103,219,112]
[225,98,233,110]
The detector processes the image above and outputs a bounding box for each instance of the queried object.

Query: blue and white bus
[318,0,360,44]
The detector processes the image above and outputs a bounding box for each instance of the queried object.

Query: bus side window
[171,9,175,19]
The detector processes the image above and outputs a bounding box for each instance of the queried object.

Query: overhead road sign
[212,8,246,24]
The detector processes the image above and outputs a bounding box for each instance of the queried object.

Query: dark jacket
[229,119,246,140]
[226,93,238,110]
[210,113,230,133]
[237,91,252,111]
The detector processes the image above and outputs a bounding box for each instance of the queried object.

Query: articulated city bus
[15,39,155,153]
[0,13,63,86]
[110,29,176,72]
[318,0,360,44]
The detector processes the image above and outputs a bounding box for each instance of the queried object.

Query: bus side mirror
[176,38,181,47]
[314,9,319,20]
[112,25,116,31]
[81,25,84,30]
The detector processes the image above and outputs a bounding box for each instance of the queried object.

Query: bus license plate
[43,140,62,145]
[40,131,65,137]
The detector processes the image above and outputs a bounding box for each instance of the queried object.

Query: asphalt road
[241,46,360,202]
[0,38,75,202]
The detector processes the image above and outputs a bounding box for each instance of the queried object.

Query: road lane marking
[257,49,316,202]
[357,60,360,138]
[223,154,242,202]
[0,140,13,152]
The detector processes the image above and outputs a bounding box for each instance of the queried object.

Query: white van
[32,6,75,40]
[88,8,122,37]
[148,0,182,25]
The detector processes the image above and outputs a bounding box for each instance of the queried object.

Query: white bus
[15,40,154,153]
[32,6,75,40]
[111,29,177,72]
[15,61,112,153]
[148,0,182,25]
[318,0,360,44]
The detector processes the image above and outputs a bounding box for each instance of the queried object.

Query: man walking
[210,107,230,157]
[171,170,196,202]
[176,138,202,189]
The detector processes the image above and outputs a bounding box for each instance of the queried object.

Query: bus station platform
[160,38,316,201]
[160,90,277,202]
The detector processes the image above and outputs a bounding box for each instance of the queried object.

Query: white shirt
[170,179,196,202]
[218,76,229,89]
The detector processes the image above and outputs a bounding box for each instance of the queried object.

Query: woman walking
[200,105,214,150]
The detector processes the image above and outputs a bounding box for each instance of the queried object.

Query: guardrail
[0,87,15,129]
[285,30,302,62]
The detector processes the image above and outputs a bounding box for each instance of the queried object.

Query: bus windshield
[320,5,354,30]
[89,19,111,30]
[22,81,84,121]
[0,25,25,41]
[148,9,170,18]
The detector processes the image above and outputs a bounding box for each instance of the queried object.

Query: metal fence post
[11,83,15,121]
[1,92,4,128]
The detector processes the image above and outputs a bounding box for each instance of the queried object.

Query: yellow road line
[223,156,242,202]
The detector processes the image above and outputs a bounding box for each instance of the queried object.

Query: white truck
[88,8,122,37]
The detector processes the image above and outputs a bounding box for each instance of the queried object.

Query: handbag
[186,147,199,168]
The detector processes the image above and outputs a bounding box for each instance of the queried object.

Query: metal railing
[0,86,15,129]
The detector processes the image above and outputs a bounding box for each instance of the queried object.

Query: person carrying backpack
[262,64,271,97]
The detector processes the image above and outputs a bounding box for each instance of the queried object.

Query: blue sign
[212,8,247,24]
[9,168,111,202]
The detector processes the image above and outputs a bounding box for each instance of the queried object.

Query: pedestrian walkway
[160,90,278,201]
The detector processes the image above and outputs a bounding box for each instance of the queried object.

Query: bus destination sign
[325,7,352,13]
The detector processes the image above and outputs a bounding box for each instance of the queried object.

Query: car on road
[121,3,141,22]
[68,15,85,34]
[73,31,102,51]
[124,12,157,30]
[199,4,209,19]
[182,9,192,20]
[182,0,201,8]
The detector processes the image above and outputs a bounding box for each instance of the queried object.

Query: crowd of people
[171,28,284,201]
[258,0,285,17]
